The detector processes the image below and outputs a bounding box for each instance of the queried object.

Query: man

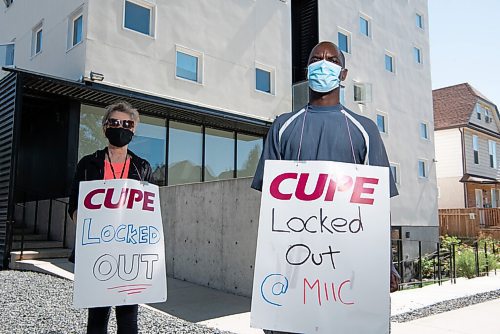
[251,41,400,334]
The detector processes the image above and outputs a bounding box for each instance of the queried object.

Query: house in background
[433,83,500,211]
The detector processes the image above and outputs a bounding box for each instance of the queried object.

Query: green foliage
[456,245,477,279]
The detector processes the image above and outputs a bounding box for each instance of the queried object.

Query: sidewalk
[14,258,500,334]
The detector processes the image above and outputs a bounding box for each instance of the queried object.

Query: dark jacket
[68,148,153,217]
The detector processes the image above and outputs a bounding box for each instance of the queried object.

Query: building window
[414,47,422,64]
[0,43,14,66]
[353,82,372,103]
[418,160,427,178]
[72,15,83,46]
[237,134,263,178]
[376,114,387,133]
[124,0,155,36]
[129,115,167,186]
[476,103,492,123]
[385,53,394,73]
[205,128,235,181]
[32,22,43,56]
[420,122,428,139]
[475,104,482,120]
[390,163,400,185]
[338,30,350,54]
[416,13,424,29]
[168,121,203,185]
[473,135,479,164]
[489,140,497,169]
[340,85,345,105]
[359,16,370,37]
[256,68,271,94]
[175,47,203,83]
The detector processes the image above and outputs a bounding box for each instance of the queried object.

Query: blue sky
[428,0,500,106]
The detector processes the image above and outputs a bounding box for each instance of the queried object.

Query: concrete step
[12,240,63,250]
[13,234,47,242]
[10,248,72,262]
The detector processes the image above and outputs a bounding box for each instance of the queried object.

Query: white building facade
[0,0,437,272]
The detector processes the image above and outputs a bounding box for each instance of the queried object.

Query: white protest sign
[73,179,167,308]
[251,160,390,334]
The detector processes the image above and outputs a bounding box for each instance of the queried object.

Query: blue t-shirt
[251,103,399,197]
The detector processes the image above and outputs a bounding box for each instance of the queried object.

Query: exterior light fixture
[89,71,104,82]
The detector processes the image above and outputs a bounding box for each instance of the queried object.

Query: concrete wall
[0,0,87,80]
[318,0,438,231]
[160,177,261,297]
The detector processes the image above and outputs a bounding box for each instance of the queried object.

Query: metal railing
[392,238,498,290]
[11,190,70,261]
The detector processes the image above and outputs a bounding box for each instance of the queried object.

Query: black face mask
[105,127,134,147]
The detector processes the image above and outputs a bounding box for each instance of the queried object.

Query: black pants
[87,304,138,334]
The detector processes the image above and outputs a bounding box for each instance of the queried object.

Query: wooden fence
[439,208,500,239]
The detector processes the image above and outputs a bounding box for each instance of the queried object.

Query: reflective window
[168,121,202,185]
[176,51,198,82]
[78,105,107,161]
[473,135,479,164]
[385,54,394,72]
[359,17,369,36]
[0,44,14,66]
[414,47,422,64]
[390,164,399,185]
[205,128,234,181]
[377,114,386,133]
[256,68,271,93]
[420,123,428,139]
[237,134,263,177]
[418,160,427,178]
[35,28,42,54]
[124,0,152,36]
[73,15,83,46]
[129,115,166,186]
[338,32,349,53]
[416,13,424,29]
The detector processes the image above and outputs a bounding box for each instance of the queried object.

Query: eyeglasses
[105,118,135,129]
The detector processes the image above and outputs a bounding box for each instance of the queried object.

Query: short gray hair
[102,101,140,126]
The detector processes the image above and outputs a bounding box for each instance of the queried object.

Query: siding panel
[0,73,17,269]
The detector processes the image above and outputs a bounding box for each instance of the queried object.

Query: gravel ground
[2,270,499,332]
[390,289,500,323]
[0,270,234,334]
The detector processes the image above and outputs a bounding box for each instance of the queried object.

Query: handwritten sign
[73,179,167,308]
[250,160,390,334]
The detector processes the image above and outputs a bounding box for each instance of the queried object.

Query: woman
[68,101,152,334]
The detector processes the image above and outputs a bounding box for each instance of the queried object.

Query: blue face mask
[307,60,343,93]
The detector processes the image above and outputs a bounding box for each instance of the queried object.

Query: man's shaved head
[308,41,345,68]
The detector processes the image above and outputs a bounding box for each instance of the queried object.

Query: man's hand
[390,271,400,292]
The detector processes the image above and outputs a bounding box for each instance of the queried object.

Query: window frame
[384,52,395,73]
[31,21,43,57]
[419,122,429,140]
[413,46,422,64]
[473,135,479,164]
[390,162,401,186]
[475,104,482,120]
[489,140,497,169]
[337,28,351,54]
[67,7,84,51]
[122,0,156,38]
[255,62,276,95]
[175,45,204,84]
[418,159,428,179]
[415,13,424,29]
[359,13,371,38]
[376,112,388,134]
[0,42,15,67]
[353,82,372,104]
